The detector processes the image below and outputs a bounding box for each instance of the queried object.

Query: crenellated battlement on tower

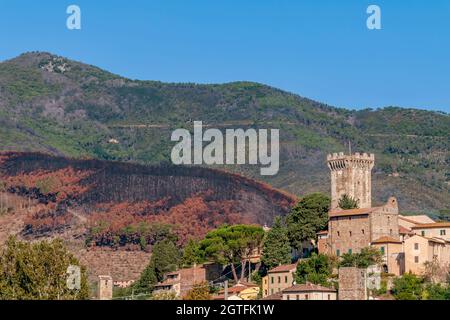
[327,152,375,209]
[327,152,375,171]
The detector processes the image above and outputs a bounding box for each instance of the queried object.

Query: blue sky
[1,0,449,112]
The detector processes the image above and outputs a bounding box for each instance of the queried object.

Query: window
[380,247,385,254]
[362,229,365,235]
[287,295,290,300]
[337,231,340,237]
[349,231,352,237]
[349,217,352,221]
[278,276,281,284]
[336,249,340,257]
[271,289,274,295]
[348,249,352,254]
[271,276,274,284]
[285,276,288,283]
[414,243,419,250]
[328,294,331,300]
[390,229,393,235]
[305,294,309,300]
[296,295,299,300]
[421,231,425,236]
[440,230,446,236]
[414,256,419,263]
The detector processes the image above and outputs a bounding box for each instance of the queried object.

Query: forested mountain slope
[0,52,448,212]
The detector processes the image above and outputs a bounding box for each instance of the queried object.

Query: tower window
[440,230,446,236]
[349,231,352,237]
[421,231,425,236]
[414,256,419,263]
[414,243,419,250]
[362,229,365,234]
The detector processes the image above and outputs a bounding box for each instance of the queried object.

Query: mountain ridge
[0,51,448,213]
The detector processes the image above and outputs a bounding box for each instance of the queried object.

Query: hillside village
[97,152,450,300]
[0,151,449,300]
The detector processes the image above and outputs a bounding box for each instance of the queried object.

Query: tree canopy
[339,247,383,268]
[181,239,204,268]
[0,236,89,300]
[184,282,211,300]
[295,253,335,287]
[133,239,180,295]
[392,273,425,300]
[338,194,359,210]
[286,193,330,250]
[199,224,264,283]
[261,217,291,270]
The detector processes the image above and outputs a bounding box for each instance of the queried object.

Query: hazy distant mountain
[0,52,448,212]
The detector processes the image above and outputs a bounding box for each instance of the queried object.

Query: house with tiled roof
[262,263,297,298]
[214,282,260,300]
[282,283,337,300]
[404,234,450,281]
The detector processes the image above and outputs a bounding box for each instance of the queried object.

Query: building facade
[263,263,297,297]
[282,283,337,300]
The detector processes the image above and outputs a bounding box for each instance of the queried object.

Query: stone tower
[327,152,375,210]
[98,275,113,300]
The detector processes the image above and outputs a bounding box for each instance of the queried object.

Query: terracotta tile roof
[217,282,258,294]
[236,281,259,288]
[411,222,450,229]
[328,207,376,218]
[426,237,447,244]
[282,283,336,293]
[371,236,402,244]
[154,278,180,287]
[268,263,297,273]
[398,225,414,234]
[399,215,435,225]
[261,293,283,300]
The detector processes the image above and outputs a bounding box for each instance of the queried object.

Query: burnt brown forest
[0,152,296,248]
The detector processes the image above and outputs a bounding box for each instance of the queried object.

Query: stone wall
[370,197,400,241]
[338,267,367,300]
[75,248,152,284]
[328,215,371,255]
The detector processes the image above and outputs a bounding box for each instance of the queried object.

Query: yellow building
[215,282,260,300]
[404,235,450,276]
[264,263,297,297]
[371,236,404,275]
[411,222,450,240]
